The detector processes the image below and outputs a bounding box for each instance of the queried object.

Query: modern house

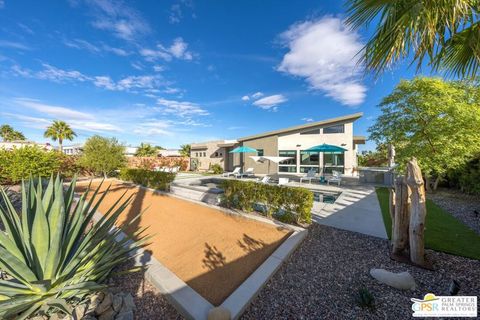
[63,144,84,155]
[0,140,54,151]
[190,113,365,175]
[158,149,182,157]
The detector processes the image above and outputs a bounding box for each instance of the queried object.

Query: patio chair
[278,177,289,185]
[223,167,241,177]
[300,169,317,184]
[327,170,342,186]
[256,176,271,184]
[235,167,254,178]
[171,166,179,173]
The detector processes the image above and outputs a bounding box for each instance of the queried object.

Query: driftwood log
[392,176,410,257]
[407,158,427,266]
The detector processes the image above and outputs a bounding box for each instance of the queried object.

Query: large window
[323,152,345,174]
[257,149,264,156]
[300,128,320,135]
[300,151,319,173]
[278,150,297,173]
[323,124,345,134]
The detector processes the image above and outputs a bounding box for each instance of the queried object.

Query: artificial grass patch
[376,187,480,260]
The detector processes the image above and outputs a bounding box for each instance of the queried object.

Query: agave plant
[0,176,148,319]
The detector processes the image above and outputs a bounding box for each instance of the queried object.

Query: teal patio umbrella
[229,146,258,153]
[229,146,257,171]
[305,144,347,176]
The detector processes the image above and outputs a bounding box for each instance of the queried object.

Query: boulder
[98,307,116,320]
[207,307,231,320]
[120,293,135,313]
[96,292,113,315]
[115,311,134,320]
[73,304,87,320]
[112,294,123,312]
[370,268,416,290]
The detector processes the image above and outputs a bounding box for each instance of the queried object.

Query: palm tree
[179,144,191,157]
[0,124,26,141]
[44,120,76,152]
[345,0,479,78]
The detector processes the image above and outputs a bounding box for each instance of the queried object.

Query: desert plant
[135,143,160,157]
[0,176,148,319]
[120,168,176,191]
[179,144,191,157]
[355,287,375,310]
[79,135,126,178]
[210,164,224,174]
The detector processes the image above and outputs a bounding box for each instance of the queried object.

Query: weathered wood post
[389,187,396,231]
[407,158,427,266]
[392,176,410,257]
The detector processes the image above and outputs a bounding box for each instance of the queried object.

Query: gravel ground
[109,261,184,320]
[428,189,480,235]
[241,224,480,320]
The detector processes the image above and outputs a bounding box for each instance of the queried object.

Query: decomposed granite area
[76,181,292,306]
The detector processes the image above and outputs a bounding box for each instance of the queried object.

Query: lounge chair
[256,176,271,184]
[223,167,240,177]
[300,169,317,184]
[235,167,254,178]
[278,178,289,185]
[171,166,179,173]
[327,170,342,186]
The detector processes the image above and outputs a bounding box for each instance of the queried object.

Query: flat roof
[353,135,367,144]
[238,112,363,141]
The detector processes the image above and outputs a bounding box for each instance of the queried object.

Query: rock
[207,307,231,320]
[95,292,113,315]
[49,313,64,320]
[115,311,134,320]
[370,268,416,290]
[73,303,87,320]
[98,307,116,320]
[120,293,135,313]
[112,294,123,312]
[87,292,104,315]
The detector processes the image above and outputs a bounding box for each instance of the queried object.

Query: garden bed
[75,180,293,306]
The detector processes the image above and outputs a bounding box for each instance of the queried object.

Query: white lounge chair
[327,170,342,186]
[171,166,179,173]
[256,176,271,184]
[300,170,317,184]
[278,177,289,185]
[235,167,254,178]
[223,167,240,177]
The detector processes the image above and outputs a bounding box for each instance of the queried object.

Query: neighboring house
[190,113,365,175]
[0,140,54,151]
[124,146,138,157]
[158,149,181,157]
[63,144,84,155]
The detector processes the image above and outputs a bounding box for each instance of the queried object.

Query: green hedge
[0,146,79,184]
[446,155,480,194]
[220,179,314,224]
[120,168,176,191]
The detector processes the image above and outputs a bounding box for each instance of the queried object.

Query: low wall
[127,156,190,171]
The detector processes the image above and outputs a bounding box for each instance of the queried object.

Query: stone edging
[74,179,307,320]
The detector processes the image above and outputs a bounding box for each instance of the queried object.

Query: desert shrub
[0,146,65,184]
[220,180,313,224]
[120,168,176,191]
[210,164,224,174]
[0,176,147,319]
[79,135,126,178]
[355,288,375,310]
[446,155,480,194]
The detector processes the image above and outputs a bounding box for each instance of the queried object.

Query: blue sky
[0,0,424,150]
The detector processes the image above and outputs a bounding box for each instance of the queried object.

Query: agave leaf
[44,298,73,315]
[20,180,34,266]
[0,246,38,285]
[42,175,54,215]
[0,231,26,264]
[30,185,50,276]
[0,188,24,246]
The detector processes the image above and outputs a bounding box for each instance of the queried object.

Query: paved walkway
[309,185,388,239]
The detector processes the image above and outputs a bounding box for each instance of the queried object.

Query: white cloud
[252,92,264,99]
[93,76,116,90]
[163,87,181,94]
[130,62,144,70]
[241,95,250,101]
[0,40,31,50]
[14,98,94,120]
[102,45,129,56]
[0,1,4,9]
[64,38,129,56]
[301,117,314,122]
[156,98,208,117]
[36,63,92,82]
[252,94,287,110]
[278,17,367,106]
[153,65,164,72]
[93,75,164,91]
[140,37,194,62]
[133,120,172,136]
[72,0,150,41]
